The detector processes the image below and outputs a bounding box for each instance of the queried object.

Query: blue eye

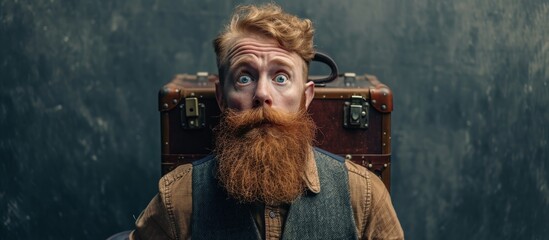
[237,75,252,84]
[274,74,288,84]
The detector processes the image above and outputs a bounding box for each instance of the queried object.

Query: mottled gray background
[1,0,548,239]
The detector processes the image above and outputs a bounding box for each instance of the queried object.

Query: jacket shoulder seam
[345,160,372,235]
[159,164,192,240]
[161,164,193,187]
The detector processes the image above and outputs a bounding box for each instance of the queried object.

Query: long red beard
[214,106,316,205]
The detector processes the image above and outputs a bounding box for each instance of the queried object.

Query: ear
[215,80,226,111]
[303,81,315,109]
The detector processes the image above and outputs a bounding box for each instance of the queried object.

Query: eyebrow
[269,56,295,69]
[229,55,258,71]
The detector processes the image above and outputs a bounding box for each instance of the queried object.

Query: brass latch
[180,97,206,129]
[343,95,369,129]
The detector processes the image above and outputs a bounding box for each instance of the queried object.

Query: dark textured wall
[1,0,548,239]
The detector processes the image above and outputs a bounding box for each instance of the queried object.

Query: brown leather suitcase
[158,67,393,191]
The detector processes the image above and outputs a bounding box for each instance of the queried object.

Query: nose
[253,77,273,108]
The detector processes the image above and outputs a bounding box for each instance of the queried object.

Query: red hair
[213,3,315,83]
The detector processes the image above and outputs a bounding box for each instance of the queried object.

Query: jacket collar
[302,148,320,193]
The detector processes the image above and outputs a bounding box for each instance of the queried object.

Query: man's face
[216,34,315,112]
[213,34,317,204]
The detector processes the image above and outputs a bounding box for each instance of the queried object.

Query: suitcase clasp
[343,95,369,129]
[180,97,206,129]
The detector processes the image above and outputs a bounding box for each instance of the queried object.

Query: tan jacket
[131,157,404,240]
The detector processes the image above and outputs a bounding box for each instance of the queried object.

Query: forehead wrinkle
[229,51,296,71]
[230,38,287,51]
[230,54,260,70]
[227,40,291,61]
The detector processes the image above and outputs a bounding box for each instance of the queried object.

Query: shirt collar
[302,148,320,193]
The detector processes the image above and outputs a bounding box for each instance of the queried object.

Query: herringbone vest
[191,148,357,240]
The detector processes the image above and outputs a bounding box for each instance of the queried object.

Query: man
[131,4,403,240]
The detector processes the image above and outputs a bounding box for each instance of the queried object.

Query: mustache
[220,107,308,134]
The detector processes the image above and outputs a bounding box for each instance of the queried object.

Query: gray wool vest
[191,148,358,240]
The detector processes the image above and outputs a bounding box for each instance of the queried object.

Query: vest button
[269,211,276,218]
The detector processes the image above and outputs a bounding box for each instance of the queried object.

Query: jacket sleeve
[345,160,404,240]
[130,164,194,240]
[130,194,176,240]
[362,172,404,240]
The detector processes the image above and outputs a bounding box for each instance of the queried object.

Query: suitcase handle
[309,52,339,84]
